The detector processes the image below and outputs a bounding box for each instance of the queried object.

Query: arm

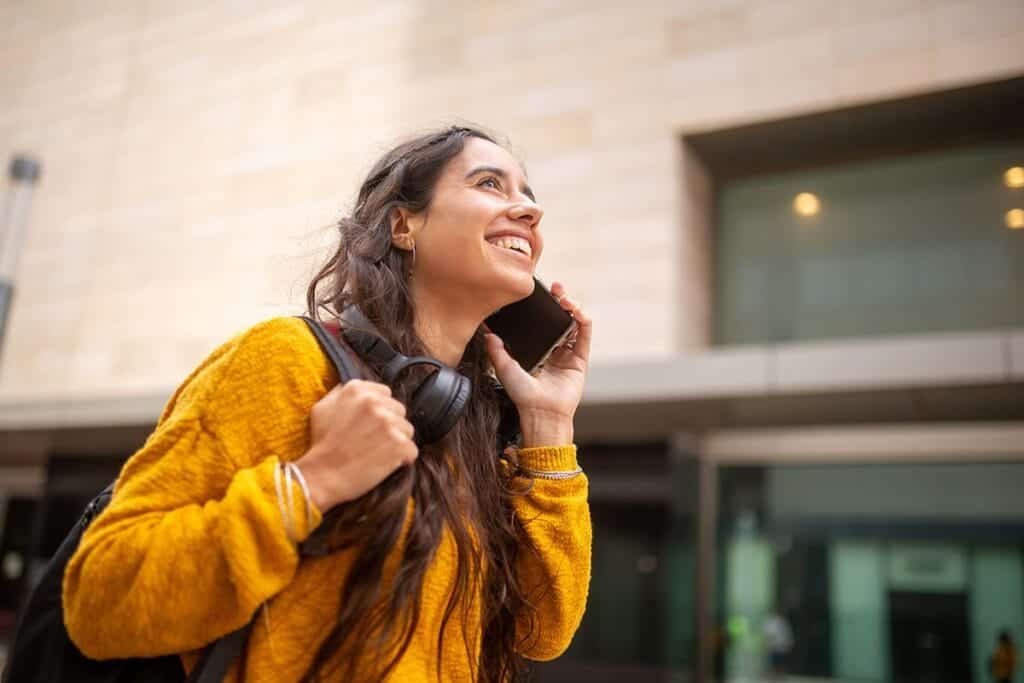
[63,319,328,659]
[512,445,591,661]
[483,282,594,659]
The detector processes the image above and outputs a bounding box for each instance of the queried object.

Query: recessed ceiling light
[1005,167,1024,189]
[1007,209,1024,230]
[793,192,820,217]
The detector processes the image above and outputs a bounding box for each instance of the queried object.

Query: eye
[477,176,501,190]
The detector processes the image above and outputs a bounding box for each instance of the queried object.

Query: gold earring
[403,238,415,276]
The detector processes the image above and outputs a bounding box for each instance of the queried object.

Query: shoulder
[226,316,325,367]
[160,316,338,423]
[215,315,338,392]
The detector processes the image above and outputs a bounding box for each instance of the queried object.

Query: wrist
[294,452,346,512]
[518,410,574,448]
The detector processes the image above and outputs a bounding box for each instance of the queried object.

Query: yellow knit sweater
[63,317,591,682]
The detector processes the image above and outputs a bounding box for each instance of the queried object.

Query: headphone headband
[337,305,471,444]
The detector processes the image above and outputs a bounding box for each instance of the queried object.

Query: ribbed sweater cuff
[516,445,578,471]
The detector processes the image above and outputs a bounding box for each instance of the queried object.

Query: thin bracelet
[516,465,584,480]
[273,462,296,543]
[284,462,316,530]
[284,463,296,542]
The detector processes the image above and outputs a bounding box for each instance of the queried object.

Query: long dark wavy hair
[303,126,539,682]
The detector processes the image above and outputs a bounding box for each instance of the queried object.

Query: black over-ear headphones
[339,306,472,445]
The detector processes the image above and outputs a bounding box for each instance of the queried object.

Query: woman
[62,126,592,682]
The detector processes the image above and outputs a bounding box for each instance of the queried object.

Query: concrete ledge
[583,328,1021,403]
[582,345,771,403]
[1011,331,1024,380]
[1,330,1022,432]
[771,331,1009,392]
[0,392,169,431]
[704,423,1024,463]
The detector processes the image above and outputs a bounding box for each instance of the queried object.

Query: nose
[508,199,543,230]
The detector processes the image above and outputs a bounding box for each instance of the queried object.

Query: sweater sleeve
[512,445,591,661]
[63,318,329,659]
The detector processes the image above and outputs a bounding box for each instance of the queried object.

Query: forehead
[445,137,527,180]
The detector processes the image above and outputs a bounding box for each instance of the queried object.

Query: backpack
[2,317,360,682]
[1,481,251,683]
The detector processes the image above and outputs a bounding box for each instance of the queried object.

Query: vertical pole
[695,442,718,683]
[0,155,42,356]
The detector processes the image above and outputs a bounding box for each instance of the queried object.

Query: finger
[560,299,592,361]
[349,379,392,396]
[377,397,407,418]
[553,286,582,318]
[546,285,590,360]
[484,332,527,383]
[550,324,579,354]
[392,417,415,441]
[556,290,578,315]
[401,442,419,466]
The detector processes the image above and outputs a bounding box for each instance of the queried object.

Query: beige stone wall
[0,0,1021,401]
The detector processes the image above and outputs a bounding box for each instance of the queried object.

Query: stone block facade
[1,0,1021,400]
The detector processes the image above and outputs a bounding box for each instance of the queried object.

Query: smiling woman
[382,135,546,368]
[58,125,593,683]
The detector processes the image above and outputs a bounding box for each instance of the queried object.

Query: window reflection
[717,462,1024,683]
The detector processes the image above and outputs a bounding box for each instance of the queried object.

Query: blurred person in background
[989,629,1017,683]
[762,611,793,681]
[61,126,593,682]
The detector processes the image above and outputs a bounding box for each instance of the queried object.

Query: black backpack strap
[295,314,374,558]
[184,317,360,676]
[186,621,255,683]
[298,315,362,384]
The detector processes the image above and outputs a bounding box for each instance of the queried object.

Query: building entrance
[888,590,972,683]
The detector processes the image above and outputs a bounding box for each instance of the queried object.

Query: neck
[409,282,492,367]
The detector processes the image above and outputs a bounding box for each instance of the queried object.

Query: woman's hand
[485,282,592,447]
[295,380,417,511]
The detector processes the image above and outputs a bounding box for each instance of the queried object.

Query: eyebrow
[465,165,536,202]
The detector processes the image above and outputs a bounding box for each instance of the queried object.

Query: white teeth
[488,236,532,258]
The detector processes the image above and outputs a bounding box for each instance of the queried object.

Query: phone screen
[485,278,576,374]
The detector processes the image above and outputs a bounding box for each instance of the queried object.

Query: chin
[484,270,534,311]
[466,255,533,307]
[507,269,536,300]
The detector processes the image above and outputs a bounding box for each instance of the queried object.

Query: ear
[390,207,417,251]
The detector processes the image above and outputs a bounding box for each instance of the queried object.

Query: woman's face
[400,137,544,314]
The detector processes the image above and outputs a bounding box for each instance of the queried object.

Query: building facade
[2,1,1023,680]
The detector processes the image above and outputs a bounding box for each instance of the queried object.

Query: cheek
[421,199,490,257]
[434,193,490,233]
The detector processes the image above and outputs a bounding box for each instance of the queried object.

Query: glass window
[715,141,1024,345]
[716,461,1024,683]
[532,443,698,682]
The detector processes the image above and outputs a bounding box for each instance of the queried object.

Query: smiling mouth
[485,236,532,258]
[489,242,536,264]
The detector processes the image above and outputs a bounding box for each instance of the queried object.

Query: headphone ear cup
[408,368,472,444]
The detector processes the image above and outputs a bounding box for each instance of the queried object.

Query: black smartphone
[485,278,577,374]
